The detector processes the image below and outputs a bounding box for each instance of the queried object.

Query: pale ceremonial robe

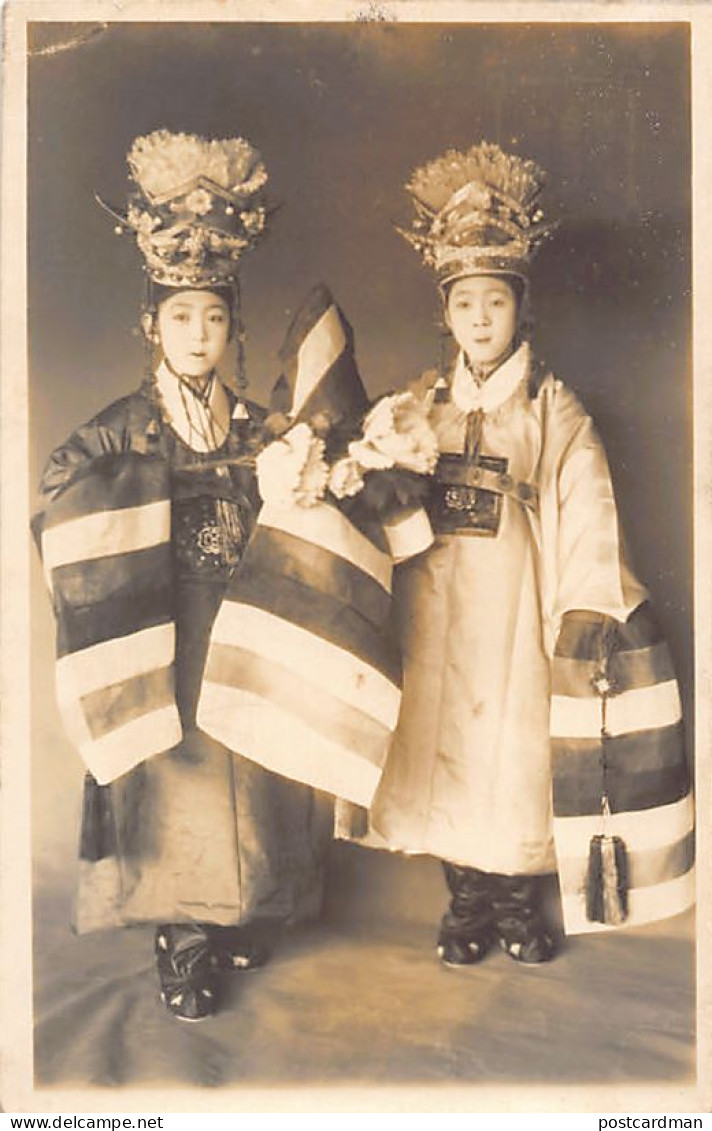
[368,343,675,880]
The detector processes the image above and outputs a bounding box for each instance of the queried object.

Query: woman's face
[445,276,519,370]
[156,289,231,380]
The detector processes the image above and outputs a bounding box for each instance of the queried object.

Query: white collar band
[450,341,530,416]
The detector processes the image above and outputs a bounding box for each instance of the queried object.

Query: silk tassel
[585,634,629,926]
[585,833,629,925]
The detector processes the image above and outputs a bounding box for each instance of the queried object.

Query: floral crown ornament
[98,129,270,287]
[396,141,558,286]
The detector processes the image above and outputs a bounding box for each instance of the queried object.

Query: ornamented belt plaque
[173,496,244,576]
[430,453,508,537]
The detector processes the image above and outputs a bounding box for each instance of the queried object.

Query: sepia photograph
[1,2,708,1115]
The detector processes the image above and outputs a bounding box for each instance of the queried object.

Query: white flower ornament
[256,423,329,509]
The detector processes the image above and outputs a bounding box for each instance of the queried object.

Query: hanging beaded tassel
[602,829,629,924]
[139,278,163,443]
[142,275,157,388]
[231,273,250,422]
[585,804,629,926]
[465,409,484,464]
[433,324,451,404]
[584,625,630,925]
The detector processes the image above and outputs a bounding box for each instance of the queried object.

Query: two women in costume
[37,131,694,1025]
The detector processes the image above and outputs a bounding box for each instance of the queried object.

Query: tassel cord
[465,409,484,464]
[165,365,249,570]
[585,617,630,924]
[233,273,248,395]
[437,325,448,381]
[596,616,617,831]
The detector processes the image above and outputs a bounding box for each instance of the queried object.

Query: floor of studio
[33,845,696,1096]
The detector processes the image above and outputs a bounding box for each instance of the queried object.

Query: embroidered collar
[450,342,530,416]
[155,360,231,451]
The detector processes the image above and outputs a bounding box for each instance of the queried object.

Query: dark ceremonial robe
[35,381,332,934]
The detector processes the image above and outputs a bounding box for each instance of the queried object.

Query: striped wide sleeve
[277,282,370,425]
[197,498,402,806]
[38,451,182,784]
[550,604,694,934]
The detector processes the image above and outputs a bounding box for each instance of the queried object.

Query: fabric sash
[551,605,694,934]
[40,452,182,784]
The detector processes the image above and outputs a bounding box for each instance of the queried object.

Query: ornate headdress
[101,129,269,287]
[397,141,557,287]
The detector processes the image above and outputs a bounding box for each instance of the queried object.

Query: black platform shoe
[155,924,221,1022]
[490,874,556,965]
[437,862,495,967]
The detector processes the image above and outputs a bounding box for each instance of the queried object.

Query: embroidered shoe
[437,931,493,967]
[158,984,218,1023]
[490,874,557,965]
[155,924,221,1022]
[204,924,271,971]
[437,861,497,967]
[497,929,555,965]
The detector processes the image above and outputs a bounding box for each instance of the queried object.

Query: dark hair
[143,281,235,339]
[149,281,234,310]
[441,273,525,307]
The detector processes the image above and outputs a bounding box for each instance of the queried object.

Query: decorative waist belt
[172,495,248,577]
[430,453,539,537]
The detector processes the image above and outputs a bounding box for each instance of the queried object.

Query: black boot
[437,862,495,967]
[155,923,221,1022]
[490,874,555,965]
